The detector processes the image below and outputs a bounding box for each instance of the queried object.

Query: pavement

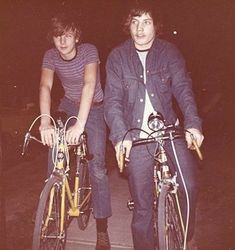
[66,168,134,250]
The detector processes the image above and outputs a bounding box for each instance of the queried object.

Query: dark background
[0,0,235,109]
[1,1,235,249]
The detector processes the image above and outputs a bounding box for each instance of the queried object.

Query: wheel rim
[40,183,66,249]
[165,192,184,250]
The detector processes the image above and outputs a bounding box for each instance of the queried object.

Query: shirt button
[137,119,141,123]
[140,75,143,78]
[140,98,144,102]
[133,137,136,141]
[151,93,154,97]
[146,70,150,73]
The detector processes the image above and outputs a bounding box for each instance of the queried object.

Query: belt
[64,97,103,107]
[91,100,103,107]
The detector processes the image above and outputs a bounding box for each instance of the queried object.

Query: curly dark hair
[47,12,81,43]
[123,2,162,35]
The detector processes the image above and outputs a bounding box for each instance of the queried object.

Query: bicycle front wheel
[77,159,92,230]
[158,184,184,250]
[32,176,67,250]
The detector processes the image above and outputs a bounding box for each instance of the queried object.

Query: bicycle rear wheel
[32,176,67,250]
[77,159,92,230]
[158,184,184,250]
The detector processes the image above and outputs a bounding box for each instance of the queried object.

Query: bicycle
[119,112,202,250]
[22,111,92,250]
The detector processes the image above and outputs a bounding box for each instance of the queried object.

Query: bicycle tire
[32,176,67,250]
[77,159,92,230]
[158,184,184,250]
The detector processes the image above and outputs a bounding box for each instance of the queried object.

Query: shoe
[95,231,111,250]
[187,237,199,250]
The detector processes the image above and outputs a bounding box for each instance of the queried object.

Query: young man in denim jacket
[104,3,204,250]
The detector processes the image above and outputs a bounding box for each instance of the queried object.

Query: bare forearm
[78,83,95,127]
[39,85,52,124]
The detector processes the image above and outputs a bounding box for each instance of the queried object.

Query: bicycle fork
[158,146,187,249]
[41,181,66,240]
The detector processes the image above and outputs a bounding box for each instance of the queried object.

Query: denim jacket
[104,38,202,145]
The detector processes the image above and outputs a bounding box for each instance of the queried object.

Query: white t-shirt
[137,50,156,138]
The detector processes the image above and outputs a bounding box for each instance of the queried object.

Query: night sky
[0,0,235,107]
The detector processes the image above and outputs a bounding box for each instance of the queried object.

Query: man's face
[130,13,155,50]
[53,30,78,60]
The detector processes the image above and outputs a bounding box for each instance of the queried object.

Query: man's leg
[128,144,156,250]
[58,98,112,249]
[85,105,112,250]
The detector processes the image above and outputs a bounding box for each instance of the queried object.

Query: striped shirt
[42,43,103,102]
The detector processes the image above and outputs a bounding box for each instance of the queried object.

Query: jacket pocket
[123,78,139,104]
[151,69,171,93]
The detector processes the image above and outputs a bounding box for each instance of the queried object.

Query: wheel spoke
[158,185,184,250]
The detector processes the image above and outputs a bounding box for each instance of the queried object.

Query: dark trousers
[127,139,198,250]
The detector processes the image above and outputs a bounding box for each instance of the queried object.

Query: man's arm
[39,68,55,147]
[104,53,133,165]
[65,62,97,144]
[167,45,204,147]
[78,62,97,126]
[104,53,132,145]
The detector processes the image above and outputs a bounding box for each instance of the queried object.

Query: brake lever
[119,145,126,173]
[191,138,203,161]
[119,145,130,173]
[21,131,31,155]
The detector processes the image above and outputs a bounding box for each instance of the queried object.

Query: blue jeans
[127,139,198,250]
[48,97,112,219]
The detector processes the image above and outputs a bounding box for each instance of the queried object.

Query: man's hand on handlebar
[66,120,84,145]
[39,121,56,148]
[115,140,132,171]
[185,128,204,150]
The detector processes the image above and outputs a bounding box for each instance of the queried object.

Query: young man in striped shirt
[39,12,111,250]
